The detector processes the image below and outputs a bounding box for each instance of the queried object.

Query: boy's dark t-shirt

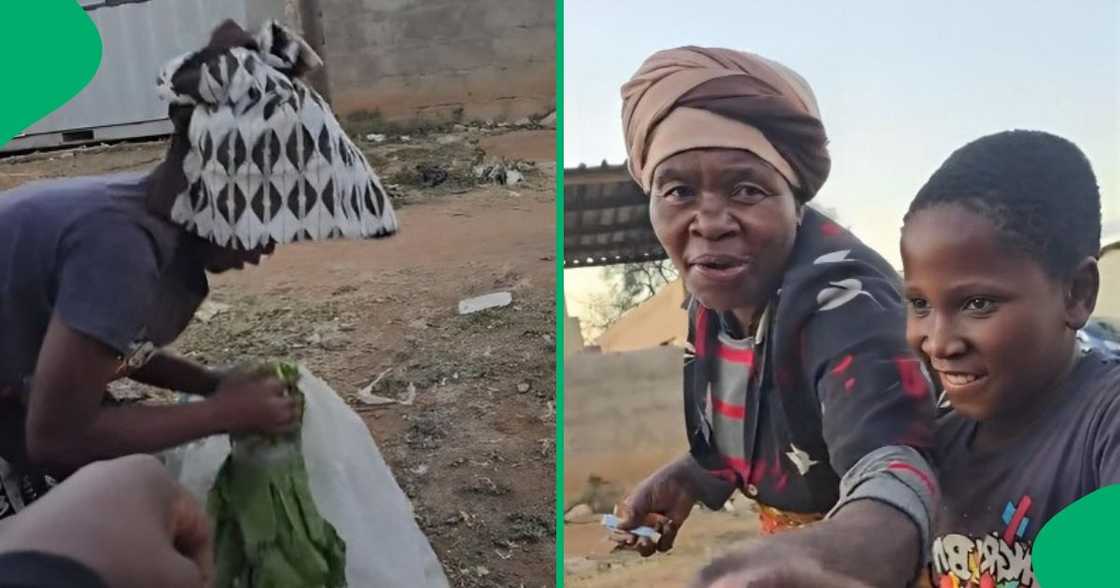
[0,173,208,467]
[930,349,1120,588]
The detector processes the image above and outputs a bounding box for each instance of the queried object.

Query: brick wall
[318,0,555,123]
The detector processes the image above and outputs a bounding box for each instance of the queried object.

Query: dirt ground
[0,126,558,587]
[565,507,763,588]
[562,348,764,587]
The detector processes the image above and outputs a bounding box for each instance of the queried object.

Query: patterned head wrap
[157,21,398,250]
[622,46,830,201]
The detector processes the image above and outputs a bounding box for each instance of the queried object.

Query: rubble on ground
[458,291,513,315]
[473,160,537,186]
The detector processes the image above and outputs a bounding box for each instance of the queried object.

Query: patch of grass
[343,109,404,137]
[504,513,553,544]
[343,109,467,139]
[464,476,512,497]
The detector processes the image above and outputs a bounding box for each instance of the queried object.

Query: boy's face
[900,204,1074,422]
[200,240,276,273]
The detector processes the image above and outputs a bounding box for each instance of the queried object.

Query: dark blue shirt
[931,350,1120,587]
[0,173,208,464]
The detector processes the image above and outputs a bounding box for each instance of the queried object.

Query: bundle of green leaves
[208,362,347,588]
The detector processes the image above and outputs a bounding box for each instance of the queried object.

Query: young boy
[0,20,397,519]
[900,130,1120,588]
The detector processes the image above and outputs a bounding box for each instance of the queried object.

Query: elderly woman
[610,47,938,587]
[0,21,397,518]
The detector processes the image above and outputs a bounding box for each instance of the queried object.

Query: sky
[563,0,1120,332]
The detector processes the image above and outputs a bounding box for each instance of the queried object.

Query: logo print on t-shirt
[932,494,1036,587]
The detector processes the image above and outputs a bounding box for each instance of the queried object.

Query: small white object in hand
[601,514,659,539]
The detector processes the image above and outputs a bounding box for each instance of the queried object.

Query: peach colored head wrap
[622,46,830,201]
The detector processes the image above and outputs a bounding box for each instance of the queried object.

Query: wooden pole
[298,0,332,104]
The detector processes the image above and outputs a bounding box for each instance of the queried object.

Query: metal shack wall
[5,0,291,152]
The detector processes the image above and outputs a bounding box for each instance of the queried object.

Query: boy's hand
[695,562,874,588]
[208,370,298,435]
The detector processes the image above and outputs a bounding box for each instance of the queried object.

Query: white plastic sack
[171,367,450,588]
[164,426,230,503]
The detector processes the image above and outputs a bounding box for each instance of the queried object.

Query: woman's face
[649,148,800,315]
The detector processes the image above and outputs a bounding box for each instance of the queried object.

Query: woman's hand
[611,458,702,556]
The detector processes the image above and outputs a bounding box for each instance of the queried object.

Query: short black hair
[905,130,1101,278]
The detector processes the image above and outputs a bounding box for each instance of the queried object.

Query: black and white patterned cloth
[0,457,56,521]
[157,21,398,250]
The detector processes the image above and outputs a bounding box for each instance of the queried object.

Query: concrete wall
[1096,246,1120,324]
[564,347,687,504]
[245,0,300,29]
[565,311,586,357]
[596,279,688,353]
[318,0,555,123]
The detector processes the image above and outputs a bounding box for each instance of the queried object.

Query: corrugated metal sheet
[9,0,255,148]
[563,162,846,269]
[564,163,667,268]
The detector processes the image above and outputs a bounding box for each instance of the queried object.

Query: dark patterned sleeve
[797,260,940,561]
[799,262,937,476]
